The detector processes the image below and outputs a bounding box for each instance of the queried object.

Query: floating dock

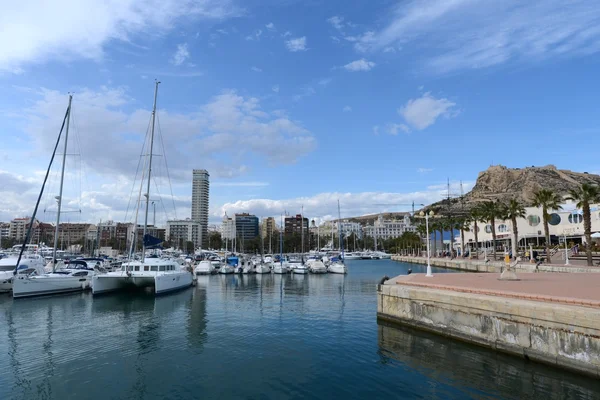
[377,272,600,377]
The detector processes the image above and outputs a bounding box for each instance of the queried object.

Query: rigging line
[15,102,70,274]
[151,176,170,223]
[155,112,178,220]
[71,108,89,215]
[124,116,153,222]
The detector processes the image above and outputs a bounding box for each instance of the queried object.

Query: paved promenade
[391,272,600,307]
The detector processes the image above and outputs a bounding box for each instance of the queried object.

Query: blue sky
[1,0,600,225]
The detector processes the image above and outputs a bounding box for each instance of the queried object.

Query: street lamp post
[419,210,435,277]
[563,231,570,265]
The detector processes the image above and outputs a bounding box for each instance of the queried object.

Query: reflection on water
[1,260,599,400]
[378,321,600,399]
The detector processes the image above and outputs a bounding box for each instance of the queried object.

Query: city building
[191,169,210,248]
[221,213,236,240]
[336,220,364,239]
[9,217,32,242]
[284,214,308,236]
[9,217,55,245]
[261,217,277,239]
[57,223,95,247]
[363,214,415,241]
[0,222,10,240]
[235,213,259,242]
[166,219,201,250]
[459,200,600,253]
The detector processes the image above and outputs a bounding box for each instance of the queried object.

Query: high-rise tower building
[191,169,209,248]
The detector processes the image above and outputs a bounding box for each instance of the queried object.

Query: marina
[1,259,599,399]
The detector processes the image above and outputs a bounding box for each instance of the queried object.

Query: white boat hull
[272,264,290,274]
[327,263,348,274]
[12,274,90,298]
[0,271,14,292]
[255,265,271,274]
[195,262,216,275]
[292,266,309,274]
[308,261,328,274]
[219,265,235,274]
[92,271,192,295]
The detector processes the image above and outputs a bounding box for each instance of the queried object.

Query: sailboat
[92,81,193,295]
[273,214,290,274]
[292,207,309,275]
[255,218,271,274]
[13,96,101,298]
[328,200,348,274]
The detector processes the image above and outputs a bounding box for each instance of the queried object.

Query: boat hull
[327,264,347,274]
[12,275,90,298]
[92,272,192,295]
[292,267,309,274]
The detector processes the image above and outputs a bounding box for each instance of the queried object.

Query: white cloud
[343,58,376,72]
[245,29,263,41]
[372,125,380,135]
[383,46,396,53]
[266,22,275,31]
[282,31,292,38]
[318,78,332,86]
[10,86,315,182]
[327,16,345,31]
[386,123,411,135]
[367,0,600,73]
[398,92,457,130]
[285,37,307,52]
[343,106,352,112]
[292,86,316,102]
[212,181,269,187]
[330,36,341,43]
[214,183,475,221]
[0,0,241,73]
[417,168,433,173]
[171,43,189,66]
[251,66,262,72]
[272,85,280,93]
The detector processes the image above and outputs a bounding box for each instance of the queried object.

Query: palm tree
[566,183,600,266]
[469,205,485,259]
[532,189,563,264]
[480,201,506,260]
[430,220,439,257]
[504,199,526,259]
[456,217,470,258]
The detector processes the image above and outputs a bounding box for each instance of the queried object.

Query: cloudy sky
[1,0,600,226]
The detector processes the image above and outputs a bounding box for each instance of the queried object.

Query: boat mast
[338,199,344,261]
[300,206,304,262]
[51,94,72,272]
[280,214,283,266]
[142,80,160,263]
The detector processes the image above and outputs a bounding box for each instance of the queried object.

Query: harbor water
[1,260,599,400]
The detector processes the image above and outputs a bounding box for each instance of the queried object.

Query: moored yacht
[194,260,216,275]
[0,254,46,293]
[308,260,328,274]
[91,82,192,296]
[343,252,361,260]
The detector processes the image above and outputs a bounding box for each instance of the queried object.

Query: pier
[377,272,600,377]
[391,255,600,273]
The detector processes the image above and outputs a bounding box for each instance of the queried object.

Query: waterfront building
[191,169,210,248]
[460,200,600,253]
[363,214,415,241]
[57,223,95,247]
[284,214,308,236]
[0,222,10,241]
[166,219,201,250]
[221,213,236,240]
[261,217,277,238]
[336,220,363,239]
[235,213,259,242]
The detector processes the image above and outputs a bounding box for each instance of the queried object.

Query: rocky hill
[428,165,600,214]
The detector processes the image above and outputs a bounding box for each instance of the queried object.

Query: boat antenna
[14,96,71,275]
[142,80,160,263]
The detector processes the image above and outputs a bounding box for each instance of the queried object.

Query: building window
[498,224,508,233]
[568,214,583,224]
[549,213,561,226]
[485,224,492,233]
[527,215,541,227]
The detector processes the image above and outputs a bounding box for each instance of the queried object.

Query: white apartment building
[336,221,363,239]
[460,201,600,251]
[221,213,236,240]
[166,219,201,250]
[363,214,415,240]
[191,169,210,247]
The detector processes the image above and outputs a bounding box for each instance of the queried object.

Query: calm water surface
[1,260,599,400]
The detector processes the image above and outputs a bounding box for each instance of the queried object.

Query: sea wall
[391,255,600,273]
[377,283,600,377]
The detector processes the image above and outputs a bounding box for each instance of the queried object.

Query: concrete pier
[377,272,600,377]
[391,255,600,273]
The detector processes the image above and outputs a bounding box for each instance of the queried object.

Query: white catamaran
[92,81,192,295]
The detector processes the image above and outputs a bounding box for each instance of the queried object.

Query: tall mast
[280,214,283,266]
[300,206,304,261]
[51,94,72,271]
[338,199,344,261]
[142,80,160,263]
